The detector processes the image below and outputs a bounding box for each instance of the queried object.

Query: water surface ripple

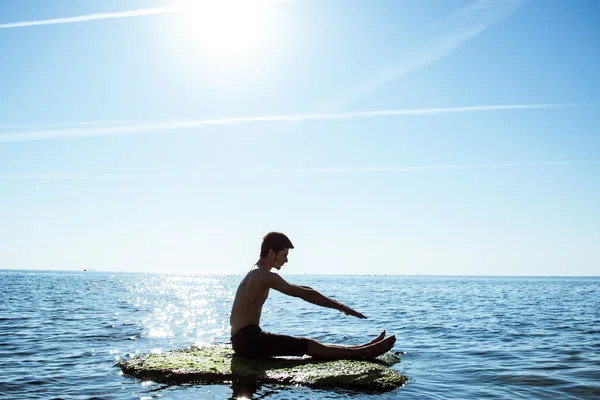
[1,271,598,399]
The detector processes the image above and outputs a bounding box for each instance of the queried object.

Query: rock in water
[117,345,407,392]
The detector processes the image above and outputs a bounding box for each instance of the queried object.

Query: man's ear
[266,249,276,261]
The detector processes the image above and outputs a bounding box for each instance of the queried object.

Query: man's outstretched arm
[302,287,367,318]
[266,272,366,318]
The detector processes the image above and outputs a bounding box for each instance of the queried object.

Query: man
[229,232,395,359]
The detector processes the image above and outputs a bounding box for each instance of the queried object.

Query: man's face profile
[269,248,289,270]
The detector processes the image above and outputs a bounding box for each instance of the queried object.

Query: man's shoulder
[250,268,287,288]
[252,268,281,280]
[245,267,272,280]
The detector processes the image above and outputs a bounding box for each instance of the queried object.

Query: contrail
[0,119,150,130]
[0,6,178,29]
[262,161,600,174]
[0,103,579,143]
[0,1,294,29]
[2,161,599,180]
[237,0,526,141]
[317,0,526,111]
[0,173,131,180]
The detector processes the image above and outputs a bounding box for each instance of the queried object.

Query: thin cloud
[0,1,294,30]
[238,0,526,141]
[0,103,579,143]
[0,120,150,130]
[0,173,130,180]
[3,161,599,180]
[317,0,525,111]
[263,161,600,174]
[0,6,178,29]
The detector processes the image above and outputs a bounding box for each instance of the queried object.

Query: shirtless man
[229,232,396,359]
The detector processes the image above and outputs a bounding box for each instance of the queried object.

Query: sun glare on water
[173,0,274,64]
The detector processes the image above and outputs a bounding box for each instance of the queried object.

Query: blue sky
[1,0,598,276]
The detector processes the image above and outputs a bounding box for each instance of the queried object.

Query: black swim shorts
[231,325,309,357]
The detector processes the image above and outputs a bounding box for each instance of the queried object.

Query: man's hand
[340,305,367,319]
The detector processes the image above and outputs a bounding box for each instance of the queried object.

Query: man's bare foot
[367,330,386,346]
[362,335,396,359]
[351,330,386,349]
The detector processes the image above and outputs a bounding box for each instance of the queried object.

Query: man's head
[260,232,294,270]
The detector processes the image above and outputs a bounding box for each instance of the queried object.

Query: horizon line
[0,268,597,278]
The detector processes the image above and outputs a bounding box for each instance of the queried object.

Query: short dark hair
[260,232,294,257]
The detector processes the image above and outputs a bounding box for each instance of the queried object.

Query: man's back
[230,268,270,336]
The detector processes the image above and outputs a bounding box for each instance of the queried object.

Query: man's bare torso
[230,268,270,336]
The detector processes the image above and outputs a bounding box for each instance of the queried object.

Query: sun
[173,0,273,64]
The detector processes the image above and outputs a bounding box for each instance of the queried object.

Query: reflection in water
[230,378,261,400]
[228,354,379,400]
[229,354,267,400]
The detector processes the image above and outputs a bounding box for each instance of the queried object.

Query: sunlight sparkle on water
[126,274,236,347]
[148,326,174,338]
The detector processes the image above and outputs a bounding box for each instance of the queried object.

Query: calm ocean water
[0,270,598,399]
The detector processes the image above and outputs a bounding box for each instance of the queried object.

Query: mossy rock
[117,345,407,392]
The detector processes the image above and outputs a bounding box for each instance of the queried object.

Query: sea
[0,270,598,399]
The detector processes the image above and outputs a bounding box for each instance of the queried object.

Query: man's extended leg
[306,335,396,360]
[322,330,386,350]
